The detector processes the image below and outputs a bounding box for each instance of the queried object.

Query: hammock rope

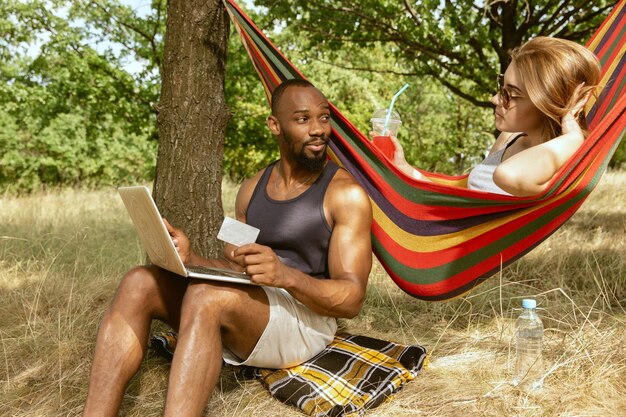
[223,0,626,301]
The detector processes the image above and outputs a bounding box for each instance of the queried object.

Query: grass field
[1,171,625,416]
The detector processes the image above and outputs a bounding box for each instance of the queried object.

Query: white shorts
[222,286,337,369]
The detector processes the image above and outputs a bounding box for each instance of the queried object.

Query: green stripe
[331,119,523,207]
[596,20,626,68]
[374,176,598,285]
[229,6,299,80]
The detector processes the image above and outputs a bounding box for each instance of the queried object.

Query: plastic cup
[370,109,401,159]
[372,136,395,159]
[370,108,402,137]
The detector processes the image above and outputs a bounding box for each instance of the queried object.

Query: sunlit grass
[1,173,625,416]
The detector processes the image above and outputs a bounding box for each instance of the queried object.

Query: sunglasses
[497,74,526,109]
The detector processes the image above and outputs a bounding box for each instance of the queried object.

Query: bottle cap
[522,299,537,309]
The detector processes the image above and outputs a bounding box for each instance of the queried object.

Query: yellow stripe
[372,164,592,253]
[587,0,623,51]
[585,1,625,111]
[586,42,626,112]
[424,174,468,187]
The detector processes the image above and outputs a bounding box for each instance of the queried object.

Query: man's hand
[233,243,288,286]
[163,219,193,264]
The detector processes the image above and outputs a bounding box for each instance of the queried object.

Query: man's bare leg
[83,266,187,417]
[163,281,270,417]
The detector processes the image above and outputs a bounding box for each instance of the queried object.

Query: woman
[390,37,601,197]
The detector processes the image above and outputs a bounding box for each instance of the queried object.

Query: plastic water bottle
[513,298,544,391]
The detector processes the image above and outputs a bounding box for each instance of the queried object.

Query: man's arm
[234,171,373,318]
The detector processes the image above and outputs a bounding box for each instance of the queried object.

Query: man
[83,79,373,416]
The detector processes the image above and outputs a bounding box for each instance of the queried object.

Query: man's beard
[284,134,328,172]
[294,148,327,172]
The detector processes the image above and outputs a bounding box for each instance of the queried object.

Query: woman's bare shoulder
[490,131,523,153]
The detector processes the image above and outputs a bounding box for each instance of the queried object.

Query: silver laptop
[118,185,253,285]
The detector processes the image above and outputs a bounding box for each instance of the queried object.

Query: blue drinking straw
[383,83,410,135]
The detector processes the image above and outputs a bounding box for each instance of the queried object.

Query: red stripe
[586,0,624,53]
[372,177,588,269]
[593,67,625,126]
[387,198,587,299]
[594,16,623,62]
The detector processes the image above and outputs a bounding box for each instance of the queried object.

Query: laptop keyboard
[187,265,250,280]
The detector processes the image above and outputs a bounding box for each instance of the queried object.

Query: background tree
[255,0,616,107]
[153,0,230,257]
[253,0,622,171]
[0,0,162,192]
[0,0,622,197]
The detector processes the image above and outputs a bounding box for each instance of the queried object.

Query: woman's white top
[467,135,524,195]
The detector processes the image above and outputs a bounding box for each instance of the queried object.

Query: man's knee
[180,283,242,322]
[118,265,157,293]
[111,265,170,312]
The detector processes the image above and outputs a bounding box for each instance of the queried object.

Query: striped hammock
[223,0,626,301]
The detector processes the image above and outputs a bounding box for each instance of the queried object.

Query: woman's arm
[493,88,590,197]
[388,135,432,182]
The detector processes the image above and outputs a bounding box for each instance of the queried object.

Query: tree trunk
[154,0,230,258]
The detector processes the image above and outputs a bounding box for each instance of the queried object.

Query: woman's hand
[388,135,430,181]
[388,135,413,174]
[388,135,408,167]
[562,83,591,136]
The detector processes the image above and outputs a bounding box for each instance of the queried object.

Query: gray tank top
[467,134,524,195]
[246,161,339,278]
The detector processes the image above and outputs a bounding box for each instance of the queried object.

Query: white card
[217,216,260,247]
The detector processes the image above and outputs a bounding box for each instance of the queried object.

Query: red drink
[372,135,395,159]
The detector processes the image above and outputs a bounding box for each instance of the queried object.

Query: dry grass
[1,172,625,416]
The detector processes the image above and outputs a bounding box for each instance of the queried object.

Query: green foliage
[612,141,626,170]
[396,81,494,174]
[0,0,159,193]
[0,0,622,192]
[264,21,494,175]
[0,107,156,193]
[254,0,617,108]
[224,25,279,182]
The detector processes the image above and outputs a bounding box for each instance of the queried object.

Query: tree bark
[154,0,230,258]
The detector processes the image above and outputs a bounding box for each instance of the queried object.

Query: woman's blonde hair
[510,37,601,140]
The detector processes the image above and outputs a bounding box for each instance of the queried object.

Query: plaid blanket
[150,332,427,417]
